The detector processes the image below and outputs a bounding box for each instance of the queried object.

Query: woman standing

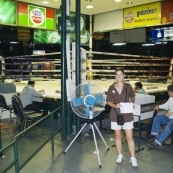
[106,68,138,167]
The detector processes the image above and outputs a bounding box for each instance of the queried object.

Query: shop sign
[34,30,61,44]
[18,2,54,30]
[58,16,76,34]
[123,2,160,28]
[17,28,30,42]
[0,0,16,25]
[92,33,104,39]
[34,29,89,44]
[161,1,173,23]
[80,30,90,44]
[56,10,85,34]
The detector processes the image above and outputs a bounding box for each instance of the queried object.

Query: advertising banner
[123,2,160,28]
[18,2,54,30]
[0,0,16,25]
[161,1,173,23]
[17,28,30,42]
[56,10,85,34]
[34,29,90,45]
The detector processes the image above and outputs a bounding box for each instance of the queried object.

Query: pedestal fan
[64,82,109,168]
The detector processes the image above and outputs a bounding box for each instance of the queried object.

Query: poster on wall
[17,2,55,30]
[0,0,16,25]
[34,30,61,44]
[33,29,90,45]
[123,2,160,28]
[56,10,85,34]
[17,28,30,42]
[161,1,173,23]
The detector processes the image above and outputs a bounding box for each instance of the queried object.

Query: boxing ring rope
[1,48,172,82]
[78,48,172,80]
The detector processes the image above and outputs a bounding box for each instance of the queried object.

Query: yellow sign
[123,2,161,28]
[17,28,30,42]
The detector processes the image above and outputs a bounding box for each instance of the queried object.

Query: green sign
[56,10,85,34]
[58,16,76,34]
[0,0,16,25]
[18,2,55,30]
[28,5,46,28]
[34,30,61,44]
[34,29,90,45]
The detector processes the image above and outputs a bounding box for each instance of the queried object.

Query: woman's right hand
[154,106,159,111]
[115,103,121,108]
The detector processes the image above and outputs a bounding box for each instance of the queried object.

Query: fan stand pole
[90,122,101,168]
[64,120,110,168]
[64,122,88,153]
[92,122,109,149]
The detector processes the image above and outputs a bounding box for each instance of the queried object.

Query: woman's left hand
[165,112,173,117]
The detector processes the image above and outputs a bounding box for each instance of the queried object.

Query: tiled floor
[1,120,173,173]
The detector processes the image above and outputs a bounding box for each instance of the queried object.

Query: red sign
[161,1,173,23]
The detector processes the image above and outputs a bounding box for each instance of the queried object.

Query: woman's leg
[114,130,122,154]
[125,129,135,157]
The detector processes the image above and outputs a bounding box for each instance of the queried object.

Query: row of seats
[0,93,43,131]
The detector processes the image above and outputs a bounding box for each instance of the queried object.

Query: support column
[75,0,81,133]
[61,0,67,140]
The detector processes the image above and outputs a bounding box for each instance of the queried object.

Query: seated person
[134,82,146,94]
[19,81,45,113]
[148,84,173,148]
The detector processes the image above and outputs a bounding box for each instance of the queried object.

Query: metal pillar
[75,0,81,134]
[61,0,67,140]
[66,0,72,135]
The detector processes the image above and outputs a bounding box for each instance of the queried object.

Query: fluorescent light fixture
[155,42,162,44]
[42,1,49,4]
[86,5,93,8]
[10,42,18,44]
[113,43,126,46]
[142,44,155,46]
[155,42,167,45]
[115,0,122,2]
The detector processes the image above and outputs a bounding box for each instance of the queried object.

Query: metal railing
[0,106,62,173]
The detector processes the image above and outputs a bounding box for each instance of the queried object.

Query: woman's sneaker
[130,157,138,167]
[116,154,123,164]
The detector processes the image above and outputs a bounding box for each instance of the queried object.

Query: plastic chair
[12,98,43,131]
[12,94,35,114]
[0,93,14,122]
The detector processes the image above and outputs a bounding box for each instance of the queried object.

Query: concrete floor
[1,119,173,173]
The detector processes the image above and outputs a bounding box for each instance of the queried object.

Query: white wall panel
[94,10,123,32]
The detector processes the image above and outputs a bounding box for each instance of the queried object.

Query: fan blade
[95,94,104,104]
[83,84,90,95]
[73,98,84,107]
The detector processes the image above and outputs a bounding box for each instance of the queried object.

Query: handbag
[117,114,124,125]
[114,88,127,126]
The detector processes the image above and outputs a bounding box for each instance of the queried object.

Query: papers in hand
[120,102,133,113]
[120,102,141,115]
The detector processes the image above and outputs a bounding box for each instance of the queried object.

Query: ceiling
[17,0,162,15]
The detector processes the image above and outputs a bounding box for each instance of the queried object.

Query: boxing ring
[0,49,171,125]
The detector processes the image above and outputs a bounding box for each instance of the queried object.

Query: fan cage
[71,82,105,119]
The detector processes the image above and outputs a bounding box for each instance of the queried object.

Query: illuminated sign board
[0,0,16,25]
[18,2,54,30]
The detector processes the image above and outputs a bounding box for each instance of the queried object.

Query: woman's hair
[28,81,35,85]
[115,67,124,74]
[167,85,173,92]
[135,82,143,89]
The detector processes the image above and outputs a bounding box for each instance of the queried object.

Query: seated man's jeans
[151,115,173,146]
